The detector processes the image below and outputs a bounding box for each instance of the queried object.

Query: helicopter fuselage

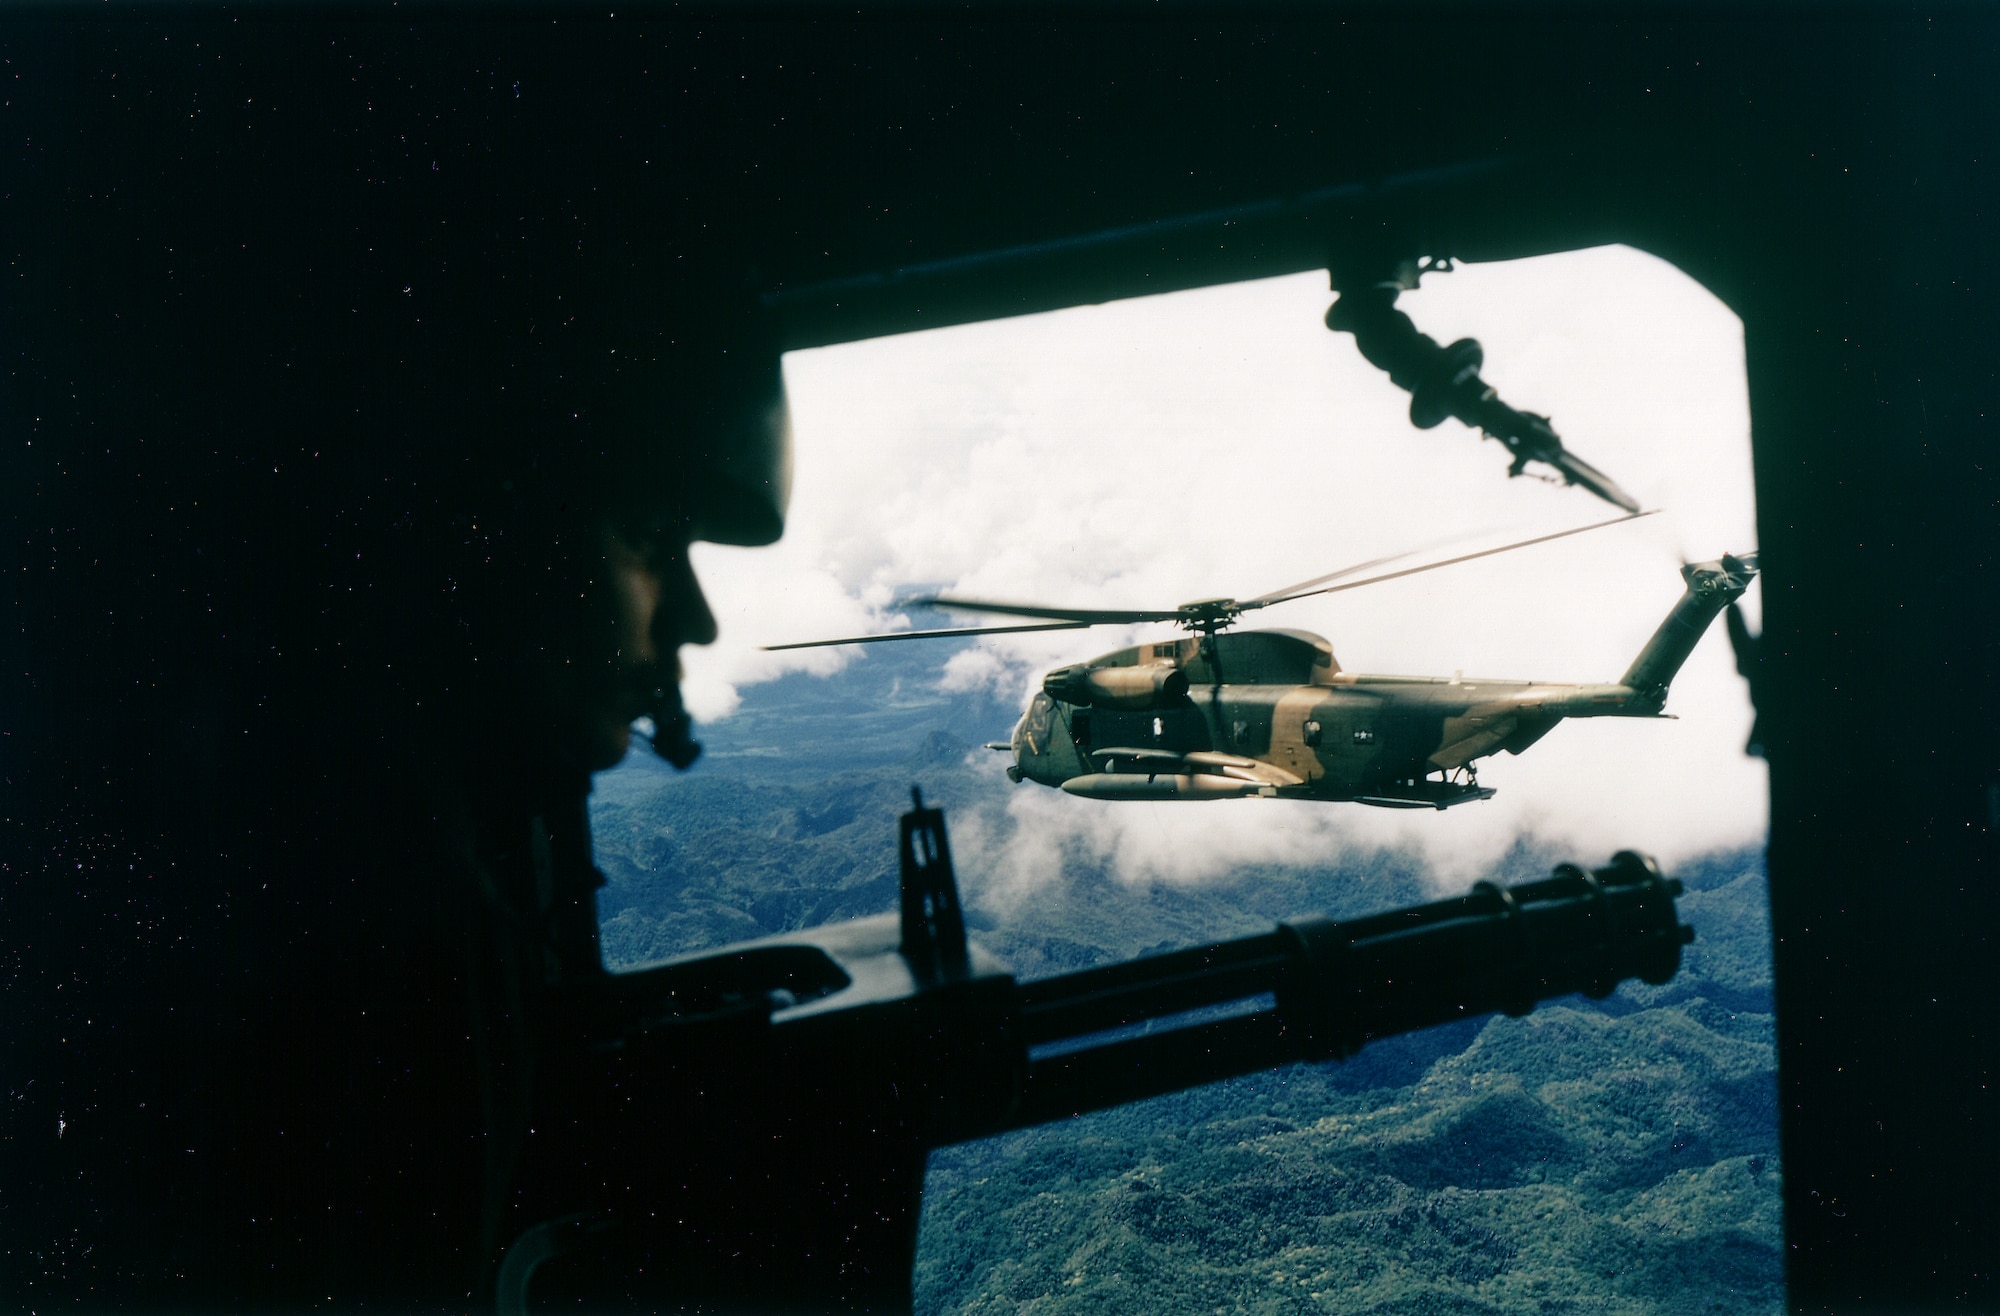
[1009,628,1651,808]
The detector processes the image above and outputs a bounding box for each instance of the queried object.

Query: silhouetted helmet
[481,276,794,554]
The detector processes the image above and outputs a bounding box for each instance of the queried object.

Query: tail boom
[1426,553,1759,772]
[1617,553,1759,712]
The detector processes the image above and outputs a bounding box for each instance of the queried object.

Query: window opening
[588,248,1772,1314]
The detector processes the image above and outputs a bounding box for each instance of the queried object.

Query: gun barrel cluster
[1006,853,1689,1131]
[536,812,1695,1307]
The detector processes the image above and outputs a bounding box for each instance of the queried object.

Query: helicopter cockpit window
[1024,692,1054,744]
[589,247,1775,1312]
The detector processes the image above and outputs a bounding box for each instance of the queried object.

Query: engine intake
[1043,661,1189,710]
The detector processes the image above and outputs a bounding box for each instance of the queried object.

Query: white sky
[679,246,1764,888]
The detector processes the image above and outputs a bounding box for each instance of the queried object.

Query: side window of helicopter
[588,246,1770,1316]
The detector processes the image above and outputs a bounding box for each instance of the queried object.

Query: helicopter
[772,513,1758,809]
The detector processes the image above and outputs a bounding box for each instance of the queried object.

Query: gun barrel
[525,803,1695,1310]
[1001,852,1688,1131]
[526,835,1694,1308]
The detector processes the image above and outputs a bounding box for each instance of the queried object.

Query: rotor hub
[1173,598,1242,632]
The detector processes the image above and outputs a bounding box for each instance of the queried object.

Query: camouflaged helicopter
[773,515,1758,808]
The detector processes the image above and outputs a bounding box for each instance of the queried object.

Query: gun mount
[506,798,1691,1312]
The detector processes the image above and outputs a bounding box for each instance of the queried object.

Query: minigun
[505,791,1692,1313]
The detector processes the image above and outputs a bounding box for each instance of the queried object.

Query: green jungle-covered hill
[588,642,1780,1314]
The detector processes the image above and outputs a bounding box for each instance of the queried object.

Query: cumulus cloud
[679,245,1765,887]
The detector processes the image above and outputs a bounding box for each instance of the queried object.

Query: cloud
[678,245,1764,882]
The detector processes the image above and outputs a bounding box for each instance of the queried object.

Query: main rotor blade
[1247,510,1658,609]
[769,513,1655,648]
[763,620,1094,651]
[1242,529,1503,606]
[910,595,1184,625]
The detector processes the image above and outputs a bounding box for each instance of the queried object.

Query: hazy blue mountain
[589,639,1781,1314]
